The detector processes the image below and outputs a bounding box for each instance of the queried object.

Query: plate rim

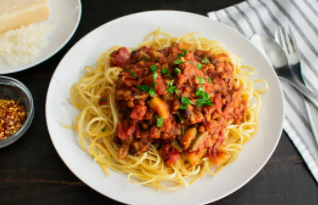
[0,0,83,75]
[45,10,285,205]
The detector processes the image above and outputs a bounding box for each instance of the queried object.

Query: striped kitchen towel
[208,0,318,182]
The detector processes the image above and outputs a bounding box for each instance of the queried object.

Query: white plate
[0,0,82,74]
[46,11,284,205]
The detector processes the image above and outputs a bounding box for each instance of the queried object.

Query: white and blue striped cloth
[208,0,318,182]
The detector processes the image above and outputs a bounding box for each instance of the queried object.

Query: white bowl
[0,0,82,74]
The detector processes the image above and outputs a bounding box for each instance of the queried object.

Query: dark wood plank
[267,132,303,165]
[1,160,317,205]
[0,0,317,204]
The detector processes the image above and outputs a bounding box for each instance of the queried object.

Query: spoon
[250,34,318,110]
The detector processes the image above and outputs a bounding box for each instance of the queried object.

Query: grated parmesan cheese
[0,21,55,67]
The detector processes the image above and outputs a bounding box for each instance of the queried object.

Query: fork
[275,26,318,146]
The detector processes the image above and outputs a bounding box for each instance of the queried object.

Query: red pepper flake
[0,99,26,141]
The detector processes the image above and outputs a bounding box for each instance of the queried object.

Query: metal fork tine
[288,25,298,53]
[279,26,289,54]
[274,28,280,44]
[284,26,294,55]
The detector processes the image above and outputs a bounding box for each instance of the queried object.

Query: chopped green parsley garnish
[150,64,158,86]
[195,88,207,98]
[197,63,202,69]
[180,104,188,110]
[169,80,174,87]
[181,96,194,105]
[137,84,156,96]
[101,128,106,132]
[150,64,157,72]
[152,72,157,86]
[195,87,204,96]
[199,76,206,84]
[197,98,213,107]
[166,79,178,94]
[174,60,184,65]
[195,88,213,107]
[207,76,213,84]
[137,84,151,92]
[131,70,136,78]
[177,49,188,58]
[101,97,107,101]
[182,126,185,135]
[161,69,173,79]
[156,115,164,127]
[175,68,181,74]
[167,86,178,94]
[201,58,210,64]
[161,69,168,75]
[180,96,194,110]
[149,87,156,96]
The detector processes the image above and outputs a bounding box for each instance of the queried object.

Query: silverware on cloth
[249,34,318,109]
[274,26,318,147]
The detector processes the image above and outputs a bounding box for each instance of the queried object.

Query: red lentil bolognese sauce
[112,42,247,167]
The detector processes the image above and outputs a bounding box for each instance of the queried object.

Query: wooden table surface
[1,0,318,204]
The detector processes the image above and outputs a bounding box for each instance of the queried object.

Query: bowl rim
[0,75,34,147]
